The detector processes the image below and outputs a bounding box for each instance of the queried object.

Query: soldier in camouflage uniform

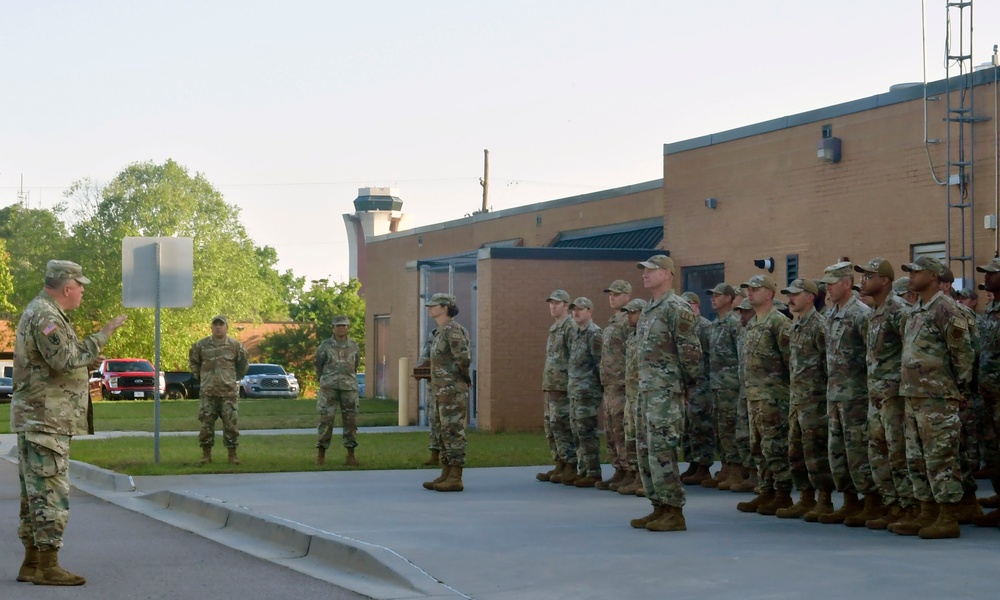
[567,297,604,486]
[890,257,975,538]
[190,315,249,466]
[973,258,1000,526]
[894,277,917,306]
[855,259,914,529]
[596,280,632,490]
[421,293,472,492]
[629,255,703,532]
[777,278,834,520]
[816,262,878,526]
[418,327,440,465]
[12,260,127,585]
[735,274,793,515]
[730,295,759,492]
[703,283,742,490]
[616,298,647,494]
[315,315,361,467]
[538,289,577,484]
[680,291,715,485]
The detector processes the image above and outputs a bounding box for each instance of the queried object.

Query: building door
[374,315,390,398]
[681,263,725,321]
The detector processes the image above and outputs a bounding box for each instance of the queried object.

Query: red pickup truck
[89,358,165,401]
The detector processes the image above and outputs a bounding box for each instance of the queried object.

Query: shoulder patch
[679,310,695,323]
[43,323,57,335]
[48,332,60,345]
[952,317,968,331]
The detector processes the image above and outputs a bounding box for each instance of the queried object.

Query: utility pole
[17,174,29,206]
[479,149,489,213]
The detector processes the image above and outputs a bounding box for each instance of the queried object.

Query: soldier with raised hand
[13,260,127,586]
[615,298,648,494]
[629,255,703,532]
[596,280,632,490]
[889,257,974,538]
[315,315,361,467]
[703,283,742,490]
[973,257,1000,526]
[538,289,577,484]
[680,291,715,485]
[567,297,604,487]
[855,258,914,529]
[190,315,249,466]
[778,278,834,520]
[735,274,793,516]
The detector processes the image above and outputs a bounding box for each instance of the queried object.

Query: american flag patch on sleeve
[43,324,57,335]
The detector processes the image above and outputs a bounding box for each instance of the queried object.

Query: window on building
[911,242,946,262]
[681,263,725,321]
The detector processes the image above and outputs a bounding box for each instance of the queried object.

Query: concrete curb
[69,459,136,492]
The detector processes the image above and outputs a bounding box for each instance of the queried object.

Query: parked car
[89,358,165,401]
[239,363,299,399]
[164,371,201,400]
[356,372,365,396]
[0,376,12,403]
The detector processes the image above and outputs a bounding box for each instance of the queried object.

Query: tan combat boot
[537,460,564,482]
[549,461,566,483]
[737,490,774,513]
[228,447,241,465]
[682,464,712,485]
[818,491,862,524]
[596,468,625,490]
[890,500,940,536]
[345,448,359,467]
[844,492,882,527]
[198,446,212,465]
[17,545,39,583]
[730,469,758,493]
[31,549,85,586]
[701,464,727,489]
[617,473,643,495]
[423,465,451,490]
[646,504,687,532]
[978,494,1000,509]
[630,504,666,529]
[866,503,900,530]
[610,470,635,492]
[422,449,440,466]
[918,502,961,539]
[560,463,580,486]
[316,447,326,466]
[776,488,816,519]
[434,465,464,492]
[574,473,602,488]
[803,489,835,522]
[757,489,794,516]
[972,508,1000,527]
[954,490,983,524]
[717,464,744,491]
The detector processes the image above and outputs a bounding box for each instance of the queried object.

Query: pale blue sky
[2,1,999,284]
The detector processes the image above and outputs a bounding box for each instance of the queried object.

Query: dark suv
[239,363,300,399]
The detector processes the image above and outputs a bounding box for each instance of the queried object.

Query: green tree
[0,238,16,316]
[0,203,70,311]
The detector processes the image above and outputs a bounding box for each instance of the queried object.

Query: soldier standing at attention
[680,291,715,485]
[630,255,703,532]
[315,315,361,466]
[736,274,793,516]
[421,293,472,492]
[13,260,127,585]
[567,297,604,487]
[190,315,249,466]
[538,289,576,483]
[596,280,632,490]
[778,278,834,520]
[415,327,439,465]
[890,257,974,538]
[729,296,759,493]
[973,257,1000,526]
[615,298,648,494]
[702,283,741,490]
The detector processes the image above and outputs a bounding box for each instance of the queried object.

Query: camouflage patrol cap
[977,257,1000,273]
[781,278,819,296]
[893,277,910,295]
[901,256,945,276]
[851,284,862,293]
[854,257,895,280]
[569,296,594,310]
[819,261,854,284]
[425,293,456,307]
[211,315,229,325]
[741,274,778,293]
[621,298,648,313]
[735,287,747,299]
[546,289,571,303]
[705,282,736,297]
[681,291,700,305]
[332,315,350,325]
[45,260,90,285]
[957,287,978,299]
[636,254,675,275]
[604,280,632,294]
[941,267,955,284]
[735,297,753,311]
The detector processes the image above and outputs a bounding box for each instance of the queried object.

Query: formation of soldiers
[536,253,1000,538]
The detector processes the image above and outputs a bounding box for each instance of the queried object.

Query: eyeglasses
[860,274,884,282]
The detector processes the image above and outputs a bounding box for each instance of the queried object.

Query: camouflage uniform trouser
[904,396,963,504]
[957,395,978,494]
[788,398,833,492]
[199,395,240,449]
[432,384,468,467]
[426,383,439,451]
[868,396,914,507]
[316,387,359,450]
[683,385,715,466]
[714,388,740,466]
[637,390,686,508]
[981,389,1000,493]
[736,391,754,470]
[632,388,648,475]
[571,393,602,477]
[602,385,627,471]
[748,397,791,493]
[624,388,639,472]
[17,432,71,551]
[827,398,875,495]
[546,390,576,465]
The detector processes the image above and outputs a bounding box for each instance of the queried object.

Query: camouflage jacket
[692,314,712,393]
[429,318,471,392]
[900,291,975,399]
[10,292,109,436]
[708,310,741,392]
[569,320,603,398]
[542,316,573,391]
[636,290,703,395]
[980,301,1000,395]
[316,336,360,391]
[743,307,791,403]
[825,295,871,402]
[190,335,249,397]
[599,311,629,388]
[625,327,640,402]
[866,295,908,401]
[789,308,827,405]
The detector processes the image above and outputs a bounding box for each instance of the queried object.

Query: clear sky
[3,1,999,285]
